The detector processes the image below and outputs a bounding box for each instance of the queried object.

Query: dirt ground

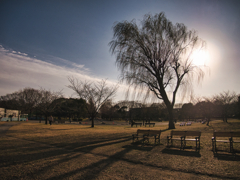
[0,120,240,180]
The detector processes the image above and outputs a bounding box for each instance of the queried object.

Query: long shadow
[0,135,131,169]
[4,134,239,180]
[1,135,133,179]
[46,147,133,180]
[162,148,201,157]
[35,137,133,180]
[122,144,154,151]
[2,127,239,180]
[52,135,130,149]
[0,122,21,135]
[46,144,238,180]
[0,146,70,168]
[73,137,132,152]
[161,128,170,132]
[214,153,240,161]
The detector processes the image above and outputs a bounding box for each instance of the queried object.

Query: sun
[191,50,209,66]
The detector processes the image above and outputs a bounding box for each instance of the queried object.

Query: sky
[0,0,240,103]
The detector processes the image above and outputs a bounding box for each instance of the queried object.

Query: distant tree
[37,89,63,124]
[195,100,214,125]
[0,88,62,123]
[17,88,42,116]
[0,88,42,117]
[0,92,20,110]
[181,103,194,120]
[67,77,118,127]
[238,96,240,118]
[109,12,206,129]
[100,100,115,120]
[53,98,87,120]
[213,91,238,122]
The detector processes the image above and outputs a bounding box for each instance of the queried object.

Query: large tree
[67,77,118,127]
[109,12,206,129]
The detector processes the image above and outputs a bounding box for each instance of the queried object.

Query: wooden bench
[144,130,161,144]
[145,123,155,127]
[167,131,201,151]
[179,122,185,126]
[131,122,142,127]
[132,129,149,143]
[212,131,240,153]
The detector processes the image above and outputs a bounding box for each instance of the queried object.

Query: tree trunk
[206,118,210,126]
[45,115,48,124]
[91,117,94,127]
[167,108,175,129]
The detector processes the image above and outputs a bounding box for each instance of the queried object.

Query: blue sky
[0,0,240,102]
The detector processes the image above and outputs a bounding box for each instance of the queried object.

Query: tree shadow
[160,128,170,132]
[122,144,154,151]
[59,136,131,151]
[162,148,201,157]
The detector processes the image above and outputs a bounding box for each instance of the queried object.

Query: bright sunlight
[191,50,209,66]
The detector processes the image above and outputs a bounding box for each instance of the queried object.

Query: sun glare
[191,50,209,66]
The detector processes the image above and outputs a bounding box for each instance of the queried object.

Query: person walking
[49,115,54,125]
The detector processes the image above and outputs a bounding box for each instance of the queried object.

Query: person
[49,115,54,125]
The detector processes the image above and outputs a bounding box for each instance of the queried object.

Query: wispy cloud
[0,46,122,99]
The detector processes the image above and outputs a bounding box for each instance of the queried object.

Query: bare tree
[67,77,118,127]
[213,91,238,122]
[18,88,42,116]
[195,99,214,125]
[109,12,206,129]
[37,88,63,124]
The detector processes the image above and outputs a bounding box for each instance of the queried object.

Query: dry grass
[0,119,240,180]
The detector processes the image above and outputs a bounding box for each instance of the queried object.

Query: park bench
[145,122,155,127]
[167,131,201,151]
[186,122,192,126]
[132,129,149,143]
[144,130,161,144]
[212,131,240,153]
[132,129,161,144]
[131,122,142,127]
[180,122,185,126]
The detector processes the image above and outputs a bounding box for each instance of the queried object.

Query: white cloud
[0,46,123,100]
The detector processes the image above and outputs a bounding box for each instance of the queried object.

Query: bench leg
[180,137,185,150]
[196,139,197,151]
[212,138,216,153]
[230,138,233,153]
[195,137,200,151]
[167,136,171,147]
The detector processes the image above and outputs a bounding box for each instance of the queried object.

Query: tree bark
[45,115,48,124]
[167,108,175,129]
[91,117,94,127]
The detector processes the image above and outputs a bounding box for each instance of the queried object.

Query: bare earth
[0,120,239,180]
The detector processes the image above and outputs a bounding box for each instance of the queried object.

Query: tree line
[1,87,239,126]
[0,88,86,124]
[180,91,240,124]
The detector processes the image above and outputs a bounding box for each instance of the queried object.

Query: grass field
[0,119,240,180]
